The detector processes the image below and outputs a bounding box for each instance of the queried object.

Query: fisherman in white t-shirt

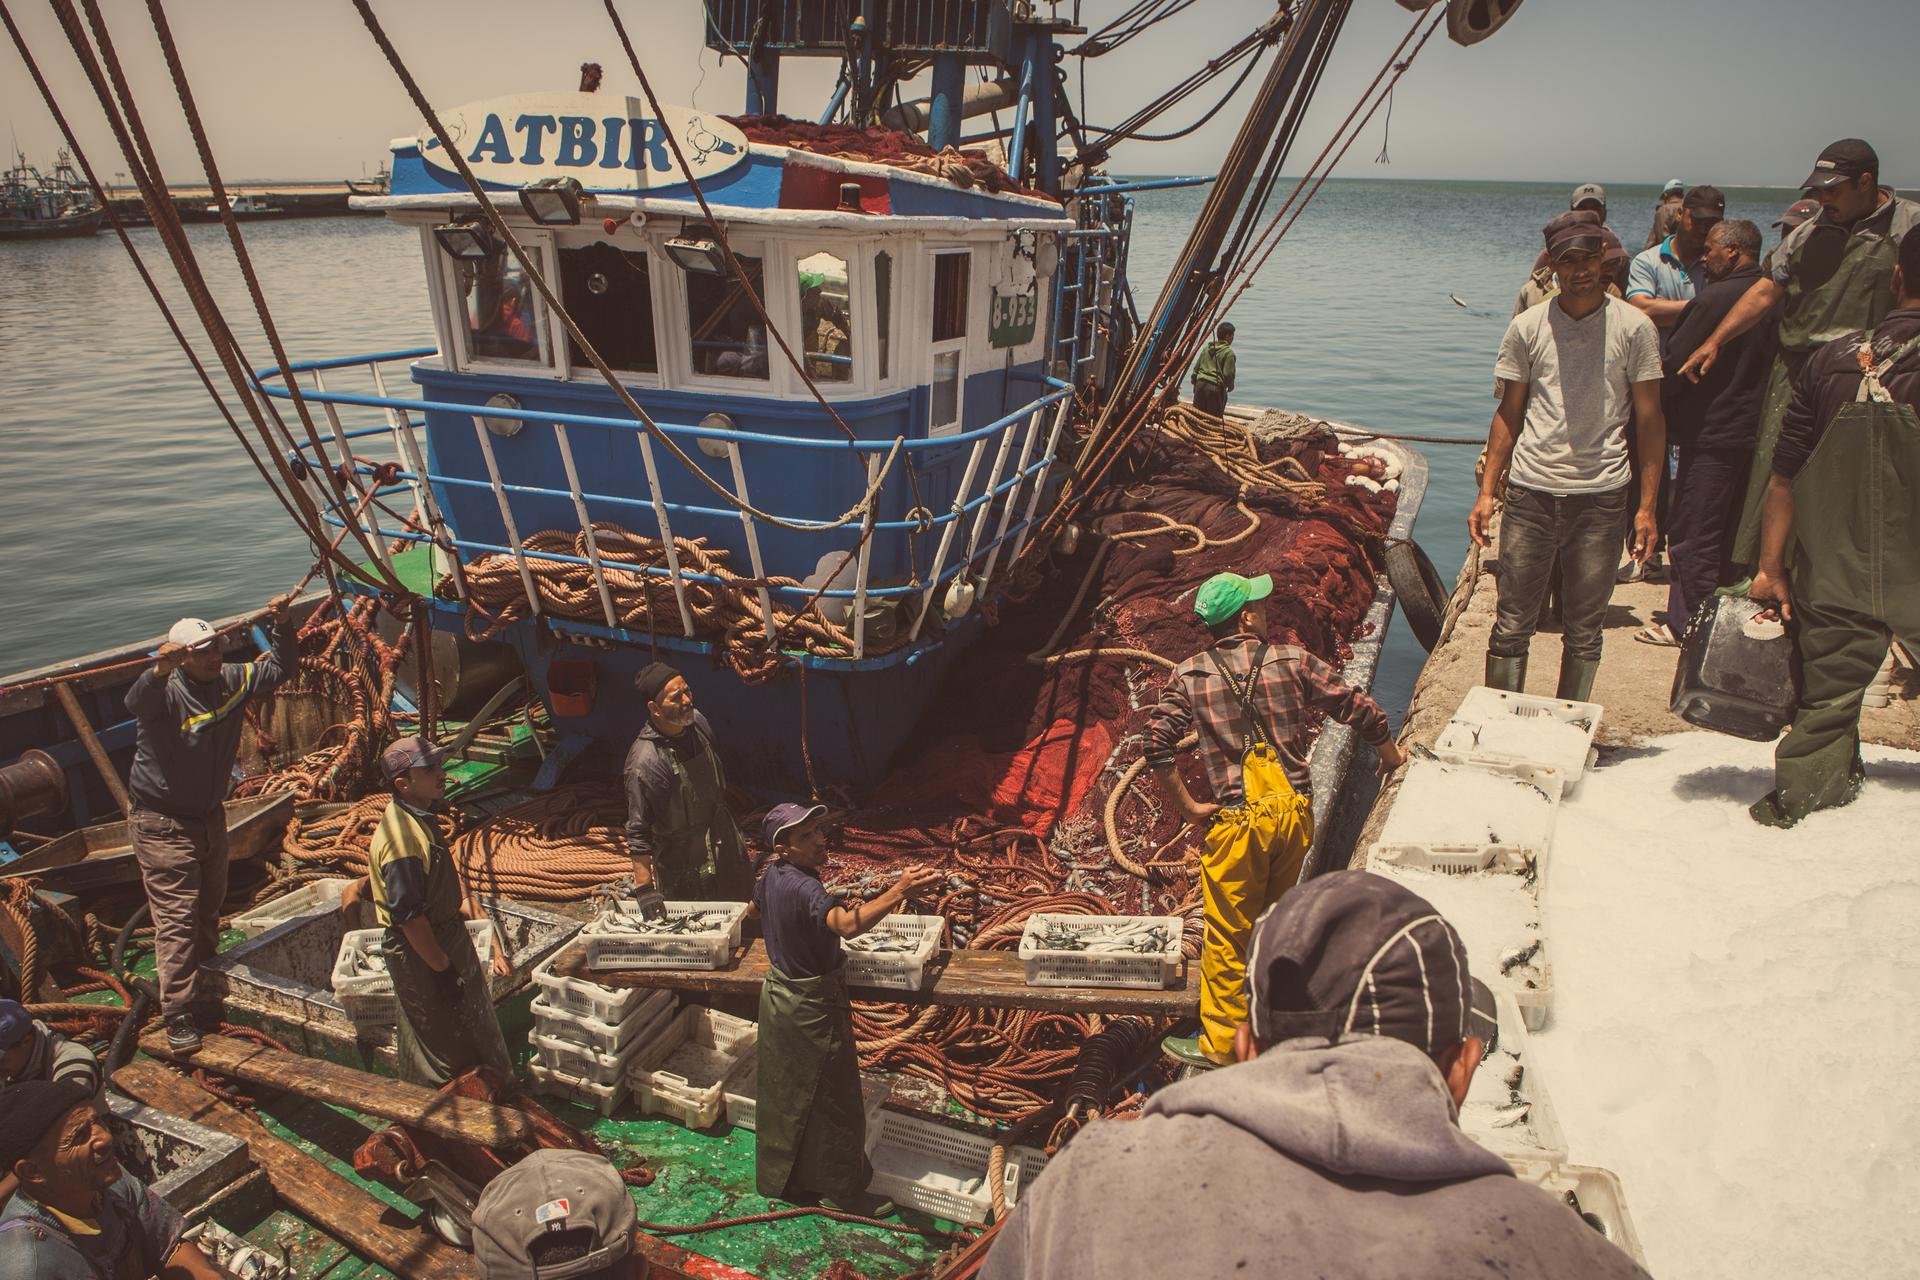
[1470,214,1668,701]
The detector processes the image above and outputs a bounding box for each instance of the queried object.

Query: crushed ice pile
[1379,758,1555,850]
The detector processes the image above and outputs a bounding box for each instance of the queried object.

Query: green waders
[386,915,514,1088]
[653,728,752,901]
[1765,331,1920,823]
[755,966,872,1202]
[1732,217,1905,566]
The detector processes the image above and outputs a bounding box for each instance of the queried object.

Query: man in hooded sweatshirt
[983,871,1649,1280]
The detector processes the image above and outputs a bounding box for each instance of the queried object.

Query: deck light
[433,218,495,261]
[481,392,523,438]
[519,176,584,226]
[664,230,728,275]
[696,412,735,459]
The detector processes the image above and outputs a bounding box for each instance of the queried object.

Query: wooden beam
[111,1058,476,1280]
[549,940,1200,1018]
[52,680,132,818]
[138,1031,535,1147]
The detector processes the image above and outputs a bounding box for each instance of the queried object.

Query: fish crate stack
[1017,914,1185,989]
[330,919,497,1031]
[525,953,678,1117]
[626,1006,758,1130]
[1432,686,1603,792]
[864,1110,1051,1226]
[1368,749,1562,1031]
[842,914,945,991]
[580,901,749,971]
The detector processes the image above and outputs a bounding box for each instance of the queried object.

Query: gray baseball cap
[472,1149,635,1280]
[1569,182,1606,211]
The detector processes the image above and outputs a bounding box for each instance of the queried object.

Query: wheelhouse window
[796,250,853,384]
[685,253,769,380]
[560,241,656,373]
[454,250,546,365]
[932,251,970,343]
[874,250,893,381]
[929,249,971,434]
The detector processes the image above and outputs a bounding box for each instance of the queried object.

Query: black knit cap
[1246,870,1495,1058]
[0,1077,93,1168]
[632,661,679,705]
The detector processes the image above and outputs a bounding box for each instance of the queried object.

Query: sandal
[1634,622,1680,647]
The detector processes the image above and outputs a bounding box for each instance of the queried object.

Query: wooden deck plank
[549,939,1199,1017]
[138,1033,535,1147]
[111,1059,476,1280]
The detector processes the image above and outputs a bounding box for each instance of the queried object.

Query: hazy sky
[2,1,1914,189]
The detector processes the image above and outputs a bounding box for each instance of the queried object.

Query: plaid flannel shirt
[1144,634,1391,802]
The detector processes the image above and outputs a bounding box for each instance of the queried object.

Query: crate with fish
[725,1059,889,1143]
[531,986,677,1058]
[532,950,670,1025]
[1433,686,1602,788]
[1512,1162,1648,1269]
[1373,756,1563,870]
[842,914,945,991]
[626,1006,759,1130]
[329,919,497,1027]
[581,901,750,972]
[1017,914,1185,990]
[527,1058,627,1118]
[1365,856,1553,1030]
[864,1110,1051,1225]
[1459,988,1567,1168]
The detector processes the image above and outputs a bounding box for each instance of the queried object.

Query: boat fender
[944,577,977,620]
[1057,522,1083,556]
[1385,539,1450,653]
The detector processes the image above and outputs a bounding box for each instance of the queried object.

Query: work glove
[435,963,468,1005]
[618,879,669,923]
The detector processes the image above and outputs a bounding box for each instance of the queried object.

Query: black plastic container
[1669,595,1798,740]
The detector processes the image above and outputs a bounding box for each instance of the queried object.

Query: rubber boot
[1556,656,1600,702]
[1485,653,1528,693]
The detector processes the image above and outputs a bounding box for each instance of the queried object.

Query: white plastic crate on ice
[842,914,944,991]
[531,951,666,1024]
[330,919,495,1026]
[232,879,353,939]
[1365,855,1554,1031]
[530,988,677,1057]
[626,1007,758,1130]
[1016,914,1184,990]
[864,1110,1050,1225]
[1513,1162,1647,1269]
[582,901,749,972]
[527,1059,626,1117]
[1434,686,1603,788]
[1373,757,1563,870]
[1459,988,1568,1169]
[724,1061,889,1145]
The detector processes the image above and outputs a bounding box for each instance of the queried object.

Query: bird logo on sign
[686,116,740,164]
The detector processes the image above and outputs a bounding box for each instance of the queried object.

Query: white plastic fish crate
[527,1059,627,1118]
[233,878,353,939]
[864,1111,1050,1226]
[842,914,945,991]
[582,901,750,972]
[1460,988,1568,1169]
[532,951,668,1025]
[532,1029,645,1088]
[725,1061,889,1146]
[330,919,495,1026]
[1512,1162,1648,1269]
[626,1006,758,1130]
[531,988,677,1058]
[1366,842,1540,880]
[1364,859,1552,1031]
[1016,914,1184,990]
[1373,757,1564,870]
[1434,686,1603,789]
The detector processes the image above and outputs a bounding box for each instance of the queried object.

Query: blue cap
[762,802,827,849]
[0,1000,32,1051]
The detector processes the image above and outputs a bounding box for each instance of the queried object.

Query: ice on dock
[1378,758,1556,852]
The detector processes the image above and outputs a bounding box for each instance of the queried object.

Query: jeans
[1665,446,1751,636]
[1491,483,1631,663]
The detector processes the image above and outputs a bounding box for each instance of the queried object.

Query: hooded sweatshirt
[984,1037,1649,1280]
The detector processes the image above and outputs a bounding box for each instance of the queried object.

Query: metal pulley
[1446,0,1526,45]
[0,750,67,836]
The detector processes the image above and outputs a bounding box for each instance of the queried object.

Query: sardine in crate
[1459,988,1568,1170]
[842,914,945,991]
[625,1006,758,1130]
[330,919,495,1026]
[583,901,750,972]
[1372,757,1565,874]
[865,1110,1051,1226]
[1434,686,1603,788]
[1016,914,1185,989]
[1512,1162,1648,1270]
[531,987,677,1058]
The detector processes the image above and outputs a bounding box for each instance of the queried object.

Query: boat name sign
[420,93,749,190]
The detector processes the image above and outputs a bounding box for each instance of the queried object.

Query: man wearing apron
[1677,139,1919,567]
[1747,228,1920,828]
[623,662,752,901]
[752,803,943,1214]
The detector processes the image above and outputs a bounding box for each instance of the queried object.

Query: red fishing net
[727,114,1054,201]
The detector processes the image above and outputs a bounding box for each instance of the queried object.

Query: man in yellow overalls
[1746,227,1920,827]
[1145,572,1404,1067]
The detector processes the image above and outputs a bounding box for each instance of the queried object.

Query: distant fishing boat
[345,162,390,196]
[0,148,103,238]
[212,193,283,217]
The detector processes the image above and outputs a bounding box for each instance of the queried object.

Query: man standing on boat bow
[126,594,297,1054]
[1146,571,1403,1068]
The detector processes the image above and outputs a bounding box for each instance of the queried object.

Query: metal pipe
[552,422,620,628]
[52,683,131,819]
[471,415,541,617]
[724,442,781,649]
[883,72,1016,137]
[850,454,881,660]
[1081,175,1217,196]
[911,438,988,642]
[313,367,396,581]
[1007,56,1035,179]
[633,433,696,636]
[1005,396,1075,568]
[370,360,466,599]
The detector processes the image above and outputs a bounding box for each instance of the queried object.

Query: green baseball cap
[1194,572,1272,626]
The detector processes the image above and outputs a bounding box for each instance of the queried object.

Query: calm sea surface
[0,178,1804,717]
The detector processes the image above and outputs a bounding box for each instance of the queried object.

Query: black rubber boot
[1556,656,1600,702]
[1485,653,1528,693]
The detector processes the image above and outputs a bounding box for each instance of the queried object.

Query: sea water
[0,179,1807,698]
